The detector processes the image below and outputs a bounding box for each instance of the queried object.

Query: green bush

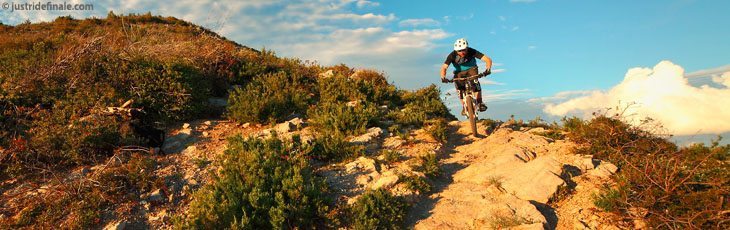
[425,118,448,143]
[387,85,455,128]
[418,153,440,178]
[381,150,401,164]
[308,133,364,162]
[178,135,329,229]
[119,59,213,122]
[401,175,431,194]
[350,188,409,230]
[227,72,314,123]
[308,101,379,136]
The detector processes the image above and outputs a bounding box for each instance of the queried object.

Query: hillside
[1,14,728,229]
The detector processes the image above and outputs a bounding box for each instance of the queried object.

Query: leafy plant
[350,188,409,230]
[178,135,329,229]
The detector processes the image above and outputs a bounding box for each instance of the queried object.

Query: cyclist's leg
[454,71,467,115]
[464,67,488,111]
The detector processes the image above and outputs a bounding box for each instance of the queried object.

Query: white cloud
[399,18,441,27]
[685,64,730,78]
[355,0,380,8]
[498,16,507,21]
[527,90,595,104]
[713,72,730,88]
[542,61,730,135]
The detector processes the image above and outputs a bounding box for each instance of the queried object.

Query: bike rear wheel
[465,95,477,136]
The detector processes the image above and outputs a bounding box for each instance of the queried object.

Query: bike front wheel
[465,95,477,137]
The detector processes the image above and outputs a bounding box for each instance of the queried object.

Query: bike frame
[449,74,483,136]
[451,74,481,117]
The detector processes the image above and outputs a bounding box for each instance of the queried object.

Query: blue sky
[2,0,729,143]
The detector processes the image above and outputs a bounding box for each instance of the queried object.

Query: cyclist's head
[454,38,468,51]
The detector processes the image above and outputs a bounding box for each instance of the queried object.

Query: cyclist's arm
[440,63,449,78]
[480,55,493,72]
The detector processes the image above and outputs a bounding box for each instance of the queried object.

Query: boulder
[371,170,399,189]
[499,156,566,203]
[275,121,296,133]
[345,157,377,173]
[588,161,618,179]
[349,127,384,144]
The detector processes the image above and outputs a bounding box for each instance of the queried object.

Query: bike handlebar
[445,71,490,83]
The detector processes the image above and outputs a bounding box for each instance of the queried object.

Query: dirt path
[406,121,621,230]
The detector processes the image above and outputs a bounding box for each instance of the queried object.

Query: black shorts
[453,67,481,97]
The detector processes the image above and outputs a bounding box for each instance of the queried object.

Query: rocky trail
[149,118,625,229]
[1,116,627,229]
[406,121,623,229]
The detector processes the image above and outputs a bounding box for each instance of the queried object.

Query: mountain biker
[440,38,493,116]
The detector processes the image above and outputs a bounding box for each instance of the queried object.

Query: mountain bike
[446,72,489,137]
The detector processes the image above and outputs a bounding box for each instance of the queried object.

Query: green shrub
[120,59,213,122]
[308,101,379,136]
[179,135,329,229]
[227,72,314,123]
[381,150,401,164]
[350,188,409,230]
[387,85,455,128]
[418,153,440,178]
[526,116,550,129]
[308,133,364,162]
[401,175,431,194]
[425,118,448,143]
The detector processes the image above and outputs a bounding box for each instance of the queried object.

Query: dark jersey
[444,47,485,72]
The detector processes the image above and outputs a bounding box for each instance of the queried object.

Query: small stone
[372,171,399,189]
[182,146,197,155]
[179,128,193,136]
[187,179,198,186]
[182,123,190,129]
[346,100,360,107]
[202,131,209,137]
[288,117,305,127]
[203,121,212,126]
[103,220,128,230]
[148,189,165,203]
[242,123,250,128]
[37,185,50,194]
[275,121,296,133]
[588,161,618,179]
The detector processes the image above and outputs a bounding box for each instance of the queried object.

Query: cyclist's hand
[480,69,491,77]
[441,77,449,83]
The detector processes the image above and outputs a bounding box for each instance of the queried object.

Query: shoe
[461,108,467,116]
[478,103,488,112]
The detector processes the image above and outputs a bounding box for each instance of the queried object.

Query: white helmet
[454,38,468,51]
